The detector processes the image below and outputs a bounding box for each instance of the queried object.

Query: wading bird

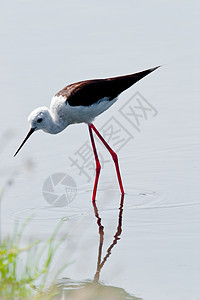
[14,66,159,201]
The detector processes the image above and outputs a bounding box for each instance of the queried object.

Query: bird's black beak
[14,127,35,157]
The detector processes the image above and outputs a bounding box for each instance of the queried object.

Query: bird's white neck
[43,109,68,134]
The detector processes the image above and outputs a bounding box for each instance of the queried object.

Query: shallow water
[0,1,200,300]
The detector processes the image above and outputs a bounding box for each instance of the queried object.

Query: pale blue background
[0,1,199,300]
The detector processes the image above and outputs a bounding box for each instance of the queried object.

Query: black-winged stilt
[14,66,159,201]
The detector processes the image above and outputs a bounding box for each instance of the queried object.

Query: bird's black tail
[107,66,160,98]
[64,66,160,107]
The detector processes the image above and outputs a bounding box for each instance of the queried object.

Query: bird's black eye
[37,118,43,123]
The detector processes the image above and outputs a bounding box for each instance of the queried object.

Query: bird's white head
[14,106,55,157]
[28,106,51,132]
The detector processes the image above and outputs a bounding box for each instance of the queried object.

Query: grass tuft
[0,218,67,299]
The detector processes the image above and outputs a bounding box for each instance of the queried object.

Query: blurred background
[0,1,199,300]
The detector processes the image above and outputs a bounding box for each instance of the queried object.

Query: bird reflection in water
[93,194,124,282]
[55,194,142,300]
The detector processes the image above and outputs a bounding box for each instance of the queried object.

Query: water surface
[0,1,199,300]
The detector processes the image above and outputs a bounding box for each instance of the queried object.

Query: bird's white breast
[50,95,118,126]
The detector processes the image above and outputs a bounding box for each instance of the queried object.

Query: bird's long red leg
[88,124,101,201]
[91,123,124,195]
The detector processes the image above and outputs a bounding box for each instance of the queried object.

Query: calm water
[0,1,200,300]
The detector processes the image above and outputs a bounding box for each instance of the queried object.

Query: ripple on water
[78,185,200,211]
[56,278,142,300]
[10,205,84,222]
[10,186,199,222]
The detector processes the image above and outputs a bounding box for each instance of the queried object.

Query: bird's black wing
[55,66,159,107]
